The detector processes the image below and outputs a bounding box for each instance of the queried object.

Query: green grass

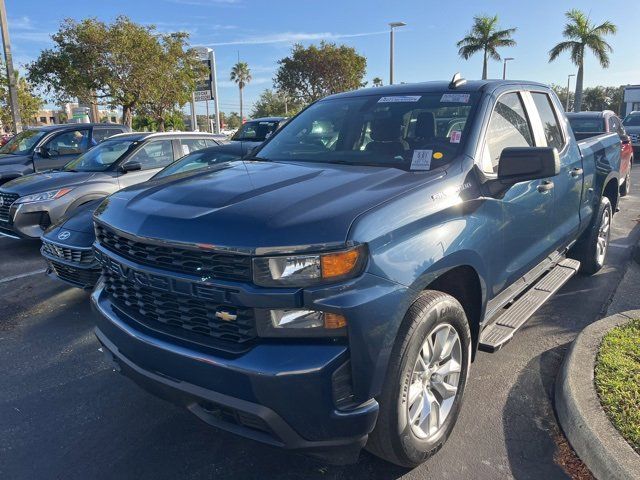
[594,318,640,453]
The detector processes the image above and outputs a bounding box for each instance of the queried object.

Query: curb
[555,309,640,480]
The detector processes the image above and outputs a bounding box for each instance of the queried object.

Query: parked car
[0,131,224,239]
[90,78,621,467]
[566,110,633,196]
[622,111,640,157]
[0,123,129,186]
[229,116,287,148]
[41,143,252,289]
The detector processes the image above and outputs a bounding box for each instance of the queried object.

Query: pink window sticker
[450,130,462,143]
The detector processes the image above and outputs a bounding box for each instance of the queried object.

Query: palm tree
[548,9,616,113]
[457,15,517,80]
[372,77,383,87]
[230,62,252,122]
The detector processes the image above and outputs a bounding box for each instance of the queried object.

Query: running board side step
[479,258,580,352]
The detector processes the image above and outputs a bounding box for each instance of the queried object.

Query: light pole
[566,74,576,111]
[388,21,406,85]
[502,57,514,80]
[0,0,22,133]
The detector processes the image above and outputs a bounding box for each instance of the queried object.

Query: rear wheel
[366,291,471,467]
[570,196,612,275]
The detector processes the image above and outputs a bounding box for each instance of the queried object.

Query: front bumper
[92,286,379,464]
[0,198,67,239]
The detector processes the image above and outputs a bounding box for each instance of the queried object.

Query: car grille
[42,239,95,265]
[95,223,252,282]
[0,192,19,223]
[629,133,640,144]
[48,259,102,288]
[102,267,257,349]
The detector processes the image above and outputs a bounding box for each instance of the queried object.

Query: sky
[5,0,640,116]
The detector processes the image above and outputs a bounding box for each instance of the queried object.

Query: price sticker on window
[410,149,433,171]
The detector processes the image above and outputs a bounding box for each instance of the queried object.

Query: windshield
[622,115,640,127]
[154,148,241,179]
[256,93,477,170]
[63,139,137,172]
[568,117,605,133]
[231,120,280,142]
[0,130,46,155]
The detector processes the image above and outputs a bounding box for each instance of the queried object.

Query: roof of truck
[27,123,125,132]
[323,79,550,101]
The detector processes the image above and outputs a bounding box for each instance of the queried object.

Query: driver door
[117,139,176,188]
[35,129,91,171]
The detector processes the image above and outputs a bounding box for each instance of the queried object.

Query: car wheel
[620,172,631,197]
[571,196,612,275]
[366,290,471,467]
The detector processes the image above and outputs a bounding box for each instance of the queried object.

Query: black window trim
[477,89,537,177]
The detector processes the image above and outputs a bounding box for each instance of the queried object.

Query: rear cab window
[530,92,565,151]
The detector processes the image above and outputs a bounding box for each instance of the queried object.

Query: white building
[623,85,640,116]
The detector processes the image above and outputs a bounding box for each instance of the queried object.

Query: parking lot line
[0,269,46,284]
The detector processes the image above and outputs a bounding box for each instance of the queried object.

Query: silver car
[622,111,640,156]
[0,131,224,239]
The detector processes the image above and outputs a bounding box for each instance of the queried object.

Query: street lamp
[566,74,576,111]
[389,21,406,85]
[502,57,514,80]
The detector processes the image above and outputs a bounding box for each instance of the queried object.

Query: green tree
[549,10,617,112]
[0,70,43,131]
[225,111,242,130]
[372,77,383,87]
[275,42,367,104]
[251,89,301,118]
[140,32,203,131]
[457,15,517,80]
[550,83,572,111]
[28,16,200,128]
[230,62,251,123]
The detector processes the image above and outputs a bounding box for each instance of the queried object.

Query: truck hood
[95,160,439,251]
[0,170,101,195]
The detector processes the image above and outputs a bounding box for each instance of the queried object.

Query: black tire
[570,196,612,275]
[366,290,471,467]
[620,171,631,197]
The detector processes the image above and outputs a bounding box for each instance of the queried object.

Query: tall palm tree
[548,9,616,112]
[372,77,383,87]
[457,15,517,80]
[230,62,252,122]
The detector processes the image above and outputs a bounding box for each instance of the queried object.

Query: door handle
[570,167,584,177]
[537,180,554,193]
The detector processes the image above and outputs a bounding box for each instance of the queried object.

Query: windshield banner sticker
[378,95,421,103]
[411,149,433,170]
[441,93,470,103]
[450,131,462,143]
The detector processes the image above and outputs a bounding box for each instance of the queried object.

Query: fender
[64,194,109,217]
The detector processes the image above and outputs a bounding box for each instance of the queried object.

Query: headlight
[252,245,366,287]
[16,187,73,204]
[256,309,348,337]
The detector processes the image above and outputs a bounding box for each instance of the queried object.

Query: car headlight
[252,245,367,287]
[15,188,73,204]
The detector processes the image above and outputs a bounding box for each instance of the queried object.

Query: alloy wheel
[596,207,611,265]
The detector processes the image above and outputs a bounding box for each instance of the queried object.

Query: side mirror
[621,134,631,145]
[120,161,142,173]
[497,147,560,184]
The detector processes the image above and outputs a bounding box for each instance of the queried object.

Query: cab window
[180,138,217,156]
[481,93,534,174]
[531,93,564,150]
[45,130,90,156]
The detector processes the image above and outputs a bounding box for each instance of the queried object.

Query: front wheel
[366,291,471,467]
[570,196,612,275]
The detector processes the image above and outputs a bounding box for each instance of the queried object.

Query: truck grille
[629,133,640,144]
[102,267,257,349]
[0,192,19,223]
[42,239,95,265]
[48,259,102,288]
[95,223,252,282]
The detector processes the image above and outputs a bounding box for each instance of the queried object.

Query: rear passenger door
[526,90,582,248]
[92,127,124,145]
[117,139,176,188]
[480,91,555,292]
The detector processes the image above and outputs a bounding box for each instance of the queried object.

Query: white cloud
[210,30,387,46]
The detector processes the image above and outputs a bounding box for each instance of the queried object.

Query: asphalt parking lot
[1,168,639,480]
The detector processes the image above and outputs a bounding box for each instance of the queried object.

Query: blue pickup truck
[90,78,621,467]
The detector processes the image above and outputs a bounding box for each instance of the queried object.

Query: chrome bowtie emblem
[57,231,71,240]
[215,310,237,322]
